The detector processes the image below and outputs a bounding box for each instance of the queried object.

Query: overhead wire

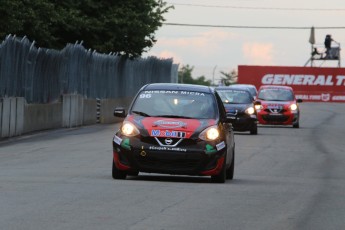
[168,3,345,12]
[162,23,345,30]
[164,2,345,30]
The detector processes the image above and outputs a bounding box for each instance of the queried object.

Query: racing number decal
[139,94,152,99]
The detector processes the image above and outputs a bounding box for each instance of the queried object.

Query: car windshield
[217,89,252,104]
[130,90,217,119]
[247,87,257,97]
[257,88,294,101]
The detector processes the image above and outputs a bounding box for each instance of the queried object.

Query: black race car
[112,83,235,183]
[215,86,258,134]
[228,84,258,100]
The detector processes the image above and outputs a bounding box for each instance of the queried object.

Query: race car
[255,85,302,128]
[227,84,258,100]
[215,86,258,134]
[112,83,235,183]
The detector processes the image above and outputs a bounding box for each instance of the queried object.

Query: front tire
[293,121,299,128]
[250,124,258,135]
[226,147,235,180]
[112,161,127,179]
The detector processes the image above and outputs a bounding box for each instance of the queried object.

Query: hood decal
[137,117,216,139]
[153,120,187,128]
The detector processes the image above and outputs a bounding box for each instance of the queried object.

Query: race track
[1,102,345,230]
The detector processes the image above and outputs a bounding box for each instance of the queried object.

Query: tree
[178,65,211,86]
[219,69,238,86]
[0,0,173,57]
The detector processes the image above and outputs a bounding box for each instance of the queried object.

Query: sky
[144,0,345,84]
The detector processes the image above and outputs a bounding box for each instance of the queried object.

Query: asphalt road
[1,102,345,230]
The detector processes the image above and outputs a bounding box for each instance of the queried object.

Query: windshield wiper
[132,110,150,117]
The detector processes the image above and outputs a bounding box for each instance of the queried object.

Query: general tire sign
[238,65,345,102]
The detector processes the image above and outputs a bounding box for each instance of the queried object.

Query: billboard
[238,65,345,102]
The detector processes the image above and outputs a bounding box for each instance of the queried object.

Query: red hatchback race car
[112,83,235,183]
[255,85,302,128]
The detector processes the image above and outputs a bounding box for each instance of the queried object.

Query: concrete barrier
[0,98,24,138]
[23,102,62,134]
[15,98,25,136]
[83,99,97,125]
[0,95,131,139]
[62,94,84,128]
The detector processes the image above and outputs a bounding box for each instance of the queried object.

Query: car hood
[223,103,251,113]
[126,115,217,139]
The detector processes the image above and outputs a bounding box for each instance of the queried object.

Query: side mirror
[297,99,303,103]
[114,107,126,117]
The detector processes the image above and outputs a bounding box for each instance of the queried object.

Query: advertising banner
[238,65,345,102]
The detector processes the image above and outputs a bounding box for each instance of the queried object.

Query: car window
[257,88,294,101]
[131,90,217,119]
[247,87,257,97]
[217,89,252,104]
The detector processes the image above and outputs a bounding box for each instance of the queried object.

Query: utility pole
[212,65,217,86]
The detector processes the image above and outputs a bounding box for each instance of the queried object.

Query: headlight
[290,103,298,111]
[245,107,255,115]
[199,125,220,141]
[121,121,140,137]
[254,104,262,110]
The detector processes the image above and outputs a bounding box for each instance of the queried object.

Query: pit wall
[0,95,132,139]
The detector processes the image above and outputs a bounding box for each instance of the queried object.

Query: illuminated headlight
[245,107,255,115]
[199,125,220,141]
[290,103,298,111]
[121,121,140,137]
[254,104,262,110]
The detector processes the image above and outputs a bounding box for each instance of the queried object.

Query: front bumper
[228,114,257,131]
[257,111,298,125]
[113,135,227,176]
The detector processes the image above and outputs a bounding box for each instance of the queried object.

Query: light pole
[212,65,217,86]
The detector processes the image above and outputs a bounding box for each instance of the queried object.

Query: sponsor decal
[153,120,187,128]
[296,94,331,101]
[148,146,187,152]
[216,141,226,151]
[205,144,217,154]
[120,138,131,150]
[267,104,283,109]
[333,95,345,101]
[141,90,206,96]
[321,93,331,102]
[151,130,186,138]
[113,135,122,145]
[261,74,345,86]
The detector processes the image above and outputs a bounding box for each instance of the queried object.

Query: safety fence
[0,35,178,104]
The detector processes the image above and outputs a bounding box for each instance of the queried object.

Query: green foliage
[0,0,173,57]
[219,70,238,86]
[178,64,212,86]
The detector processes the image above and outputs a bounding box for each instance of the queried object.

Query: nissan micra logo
[165,138,173,145]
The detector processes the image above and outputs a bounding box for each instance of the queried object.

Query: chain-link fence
[0,35,178,103]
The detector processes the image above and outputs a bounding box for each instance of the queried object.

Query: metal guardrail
[0,35,178,103]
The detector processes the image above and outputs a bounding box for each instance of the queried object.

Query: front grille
[264,108,287,113]
[140,136,197,147]
[262,114,289,122]
[134,154,201,171]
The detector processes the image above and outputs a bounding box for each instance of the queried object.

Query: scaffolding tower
[305,28,341,67]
